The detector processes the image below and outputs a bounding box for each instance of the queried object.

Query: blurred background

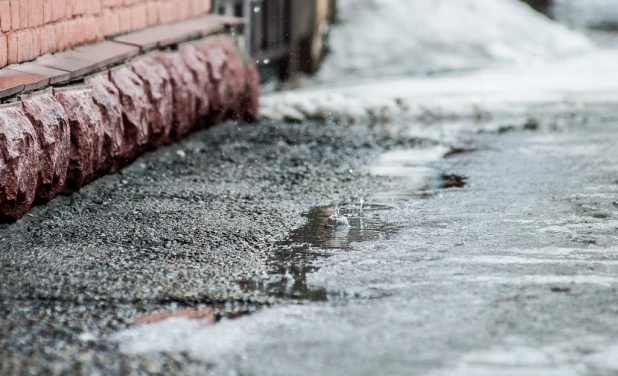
[211,0,618,82]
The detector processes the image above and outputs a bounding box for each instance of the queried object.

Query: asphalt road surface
[2,101,618,375]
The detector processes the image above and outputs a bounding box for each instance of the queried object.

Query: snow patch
[553,0,618,28]
[320,0,592,80]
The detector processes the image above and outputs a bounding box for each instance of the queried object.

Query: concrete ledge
[0,16,259,222]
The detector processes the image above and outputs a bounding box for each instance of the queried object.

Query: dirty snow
[319,0,592,80]
[261,48,618,125]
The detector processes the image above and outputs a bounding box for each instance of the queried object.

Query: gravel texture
[0,117,422,374]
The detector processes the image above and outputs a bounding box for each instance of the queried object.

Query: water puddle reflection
[240,146,468,301]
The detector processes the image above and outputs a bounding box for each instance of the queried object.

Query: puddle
[364,147,468,204]
[239,202,398,301]
[240,146,469,301]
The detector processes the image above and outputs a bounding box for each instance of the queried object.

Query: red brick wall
[0,0,212,68]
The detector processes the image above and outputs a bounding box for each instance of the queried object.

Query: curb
[0,33,259,222]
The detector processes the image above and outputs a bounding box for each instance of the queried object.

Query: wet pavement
[2,101,618,375]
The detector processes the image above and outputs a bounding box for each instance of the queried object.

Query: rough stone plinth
[20,89,71,202]
[194,37,230,123]
[179,44,212,127]
[218,37,246,119]
[85,73,126,172]
[0,103,41,221]
[239,62,260,122]
[131,56,174,148]
[54,86,103,192]
[109,66,151,161]
[155,52,198,140]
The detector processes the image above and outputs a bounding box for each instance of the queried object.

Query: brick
[191,0,211,16]
[9,63,70,84]
[130,4,147,30]
[80,16,97,42]
[28,0,44,28]
[0,1,11,32]
[6,32,17,64]
[54,21,65,51]
[177,0,190,20]
[40,24,56,54]
[52,0,67,22]
[0,102,40,222]
[20,89,71,202]
[0,34,6,67]
[66,18,80,47]
[31,27,41,60]
[157,1,173,23]
[16,29,31,62]
[145,1,158,25]
[64,0,72,19]
[118,7,132,32]
[18,0,27,31]
[43,0,52,23]
[9,0,19,30]
[101,0,117,7]
[101,9,120,36]
[71,0,86,16]
[87,0,101,15]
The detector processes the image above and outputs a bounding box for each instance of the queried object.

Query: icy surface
[319,0,592,80]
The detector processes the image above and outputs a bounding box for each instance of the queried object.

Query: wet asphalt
[2,102,618,375]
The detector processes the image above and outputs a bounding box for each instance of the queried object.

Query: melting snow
[319,0,592,80]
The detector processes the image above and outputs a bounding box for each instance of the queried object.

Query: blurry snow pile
[553,0,618,29]
[260,0,613,125]
[319,0,592,80]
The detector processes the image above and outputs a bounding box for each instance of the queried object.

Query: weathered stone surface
[85,73,126,172]
[0,103,41,221]
[131,56,174,148]
[109,66,151,161]
[155,52,198,140]
[54,86,104,192]
[179,44,212,127]
[219,37,247,119]
[239,62,260,122]
[194,37,229,123]
[20,89,71,202]
[195,36,246,124]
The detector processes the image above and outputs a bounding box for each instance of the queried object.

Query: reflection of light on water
[240,147,465,300]
[364,146,459,205]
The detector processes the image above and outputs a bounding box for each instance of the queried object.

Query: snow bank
[319,0,592,80]
[553,0,618,28]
